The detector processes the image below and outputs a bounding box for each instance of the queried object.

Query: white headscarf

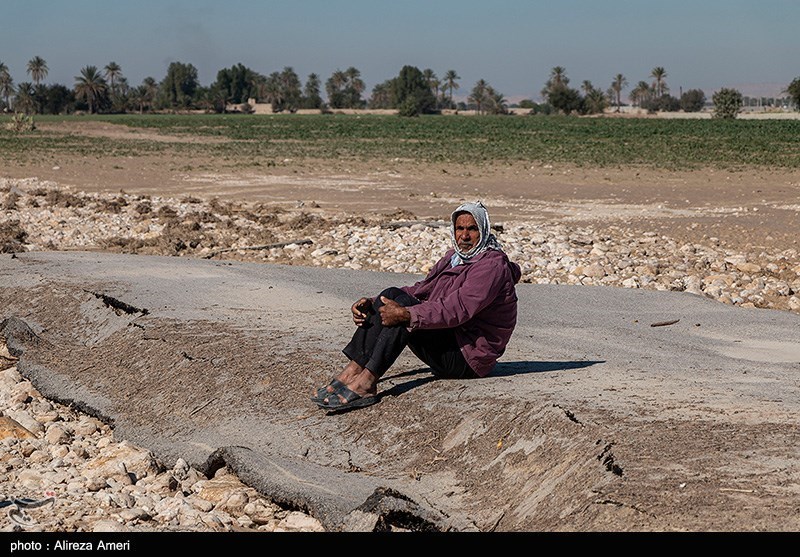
[449,201,503,266]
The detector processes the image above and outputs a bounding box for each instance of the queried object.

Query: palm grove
[1,56,799,118]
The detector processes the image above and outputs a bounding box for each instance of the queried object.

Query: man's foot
[310,361,365,401]
[317,385,379,413]
[310,379,345,403]
[318,368,378,408]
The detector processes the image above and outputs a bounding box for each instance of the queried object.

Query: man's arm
[408,257,510,330]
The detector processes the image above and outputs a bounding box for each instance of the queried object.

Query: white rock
[274,511,326,532]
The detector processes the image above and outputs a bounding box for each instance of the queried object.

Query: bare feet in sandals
[310,360,369,403]
[315,367,379,412]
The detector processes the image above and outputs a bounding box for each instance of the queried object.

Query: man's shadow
[491,360,604,377]
[378,360,605,398]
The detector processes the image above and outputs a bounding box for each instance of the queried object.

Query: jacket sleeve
[408,256,510,329]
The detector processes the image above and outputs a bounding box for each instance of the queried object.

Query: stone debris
[1,177,798,314]
[0,361,325,533]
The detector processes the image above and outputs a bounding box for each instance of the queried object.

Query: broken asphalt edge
[1,315,473,532]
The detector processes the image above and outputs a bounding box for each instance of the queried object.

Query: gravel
[3,177,798,315]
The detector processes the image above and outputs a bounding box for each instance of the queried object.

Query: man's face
[454,213,480,253]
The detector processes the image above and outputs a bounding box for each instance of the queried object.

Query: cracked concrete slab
[2,251,800,531]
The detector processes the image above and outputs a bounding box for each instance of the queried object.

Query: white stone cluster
[2,177,798,313]
[0,361,325,533]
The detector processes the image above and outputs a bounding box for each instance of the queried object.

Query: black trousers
[343,287,478,380]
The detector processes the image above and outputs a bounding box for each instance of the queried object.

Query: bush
[397,97,421,117]
[5,113,36,132]
[392,66,437,117]
[547,86,582,115]
[658,94,680,112]
[581,90,609,115]
[712,88,743,119]
[785,77,800,110]
[680,89,706,112]
[641,94,680,112]
[527,103,554,115]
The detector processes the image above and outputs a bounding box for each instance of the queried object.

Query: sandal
[317,385,378,413]
[310,379,345,403]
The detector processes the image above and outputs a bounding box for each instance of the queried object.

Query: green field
[1,113,799,170]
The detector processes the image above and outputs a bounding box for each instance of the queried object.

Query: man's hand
[378,296,411,327]
[351,297,373,327]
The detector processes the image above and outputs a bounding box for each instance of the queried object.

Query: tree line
[1,56,799,119]
[533,66,799,119]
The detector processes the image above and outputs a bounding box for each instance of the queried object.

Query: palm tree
[422,68,437,86]
[74,65,107,114]
[630,80,652,108]
[110,75,131,112]
[0,62,13,110]
[133,76,158,112]
[431,78,442,110]
[550,66,568,87]
[116,76,130,96]
[142,76,158,99]
[368,81,392,109]
[324,67,365,109]
[330,69,347,90]
[104,61,123,95]
[581,80,594,96]
[469,79,488,114]
[15,82,35,114]
[784,78,800,110]
[326,69,347,108]
[443,70,460,109]
[611,74,627,112]
[197,85,227,114]
[344,66,365,107]
[249,73,267,102]
[263,73,284,111]
[302,73,322,108]
[541,66,569,100]
[422,68,439,108]
[584,88,608,114]
[130,85,145,114]
[485,86,508,115]
[32,84,48,114]
[277,66,301,110]
[650,67,667,97]
[212,85,231,114]
[27,56,48,85]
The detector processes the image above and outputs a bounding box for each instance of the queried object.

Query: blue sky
[1,0,797,101]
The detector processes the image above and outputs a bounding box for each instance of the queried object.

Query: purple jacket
[401,248,521,377]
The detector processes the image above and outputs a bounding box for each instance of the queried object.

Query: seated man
[312,201,521,412]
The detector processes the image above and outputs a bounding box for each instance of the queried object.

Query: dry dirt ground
[3,120,800,533]
[8,120,800,256]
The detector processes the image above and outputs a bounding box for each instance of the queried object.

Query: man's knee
[377,287,419,309]
[379,287,406,301]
